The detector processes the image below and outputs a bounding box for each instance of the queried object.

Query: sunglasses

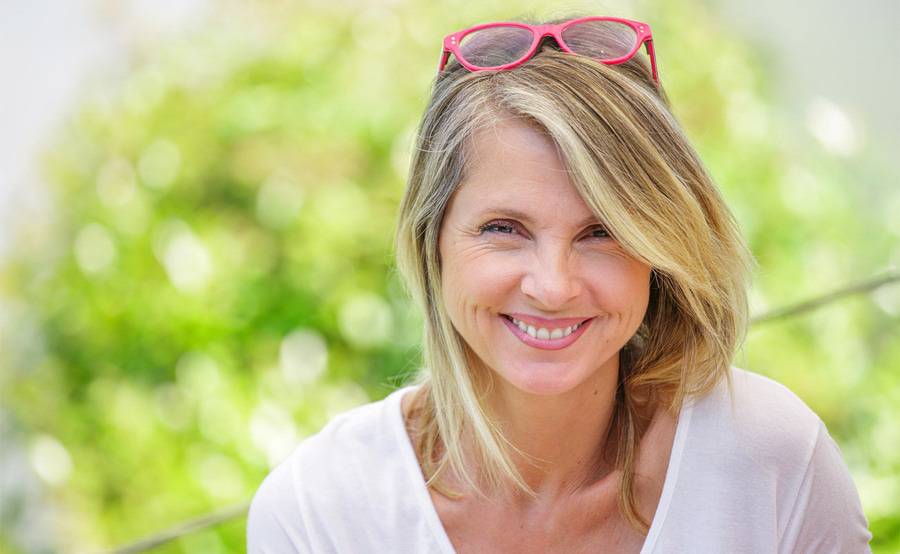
[438,16,659,86]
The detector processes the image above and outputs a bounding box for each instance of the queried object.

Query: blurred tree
[0,0,896,552]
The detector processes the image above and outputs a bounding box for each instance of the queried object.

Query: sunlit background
[1,0,898,552]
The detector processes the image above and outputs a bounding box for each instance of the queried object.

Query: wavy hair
[393,15,755,532]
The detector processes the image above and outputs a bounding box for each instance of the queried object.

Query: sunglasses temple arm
[644,39,659,85]
[438,49,451,72]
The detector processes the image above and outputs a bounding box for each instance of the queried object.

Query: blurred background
[1,0,898,552]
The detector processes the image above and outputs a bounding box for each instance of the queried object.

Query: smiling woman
[437,117,653,400]
[247,13,872,553]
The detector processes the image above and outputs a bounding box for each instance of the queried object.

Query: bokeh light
[0,1,896,553]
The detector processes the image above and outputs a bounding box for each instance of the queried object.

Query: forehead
[451,117,597,224]
[463,116,565,180]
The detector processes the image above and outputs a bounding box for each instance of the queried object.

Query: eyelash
[478,220,611,240]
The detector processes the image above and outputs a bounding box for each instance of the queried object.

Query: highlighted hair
[393,17,754,532]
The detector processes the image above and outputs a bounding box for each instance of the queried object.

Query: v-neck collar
[387,384,695,554]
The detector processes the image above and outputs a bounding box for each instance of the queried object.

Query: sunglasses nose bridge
[532,28,563,51]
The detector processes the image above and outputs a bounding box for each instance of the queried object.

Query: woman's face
[438,116,652,396]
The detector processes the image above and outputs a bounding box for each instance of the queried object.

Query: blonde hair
[393,16,755,532]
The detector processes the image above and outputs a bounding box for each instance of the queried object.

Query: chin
[495,360,589,397]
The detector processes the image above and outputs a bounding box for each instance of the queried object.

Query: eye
[585,225,611,240]
[478,219,520,235]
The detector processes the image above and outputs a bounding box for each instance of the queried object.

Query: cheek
[586,256,651,312]
[440,247,519,315]
[618,269,652,321]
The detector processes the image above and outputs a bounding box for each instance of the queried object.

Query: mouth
[500,314,595,351]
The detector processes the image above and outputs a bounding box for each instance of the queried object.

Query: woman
[248,15,872,553]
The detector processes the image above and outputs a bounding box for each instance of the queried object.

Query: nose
[520,242,582,310]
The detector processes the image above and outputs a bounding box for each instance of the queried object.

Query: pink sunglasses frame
[438,16,659,85]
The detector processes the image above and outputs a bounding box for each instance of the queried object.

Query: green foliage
[0,0,896,552]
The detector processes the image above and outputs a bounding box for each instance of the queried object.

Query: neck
[482,352,621,501]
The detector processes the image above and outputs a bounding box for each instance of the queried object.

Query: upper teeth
[511,317,581,340]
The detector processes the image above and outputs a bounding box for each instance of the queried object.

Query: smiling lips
[501,314,594,350]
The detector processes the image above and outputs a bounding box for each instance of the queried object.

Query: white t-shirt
[247,367,872,553]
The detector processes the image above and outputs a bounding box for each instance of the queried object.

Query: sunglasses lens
[458,25,534,68]
[560,20,639,60]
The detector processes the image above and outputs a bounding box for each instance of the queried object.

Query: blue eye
[478,220,611,240]
[479,220,517,235]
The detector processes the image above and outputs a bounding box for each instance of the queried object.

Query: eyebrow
[476,207,603,229]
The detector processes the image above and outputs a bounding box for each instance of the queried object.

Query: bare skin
[401,389,678,553]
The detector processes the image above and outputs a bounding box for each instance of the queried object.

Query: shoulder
[686,366,823,466]
[676,366,871,551]
[247,452,310,552]
[247,387,413,552]
[724,365,821,426]
[261,388,404,490]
